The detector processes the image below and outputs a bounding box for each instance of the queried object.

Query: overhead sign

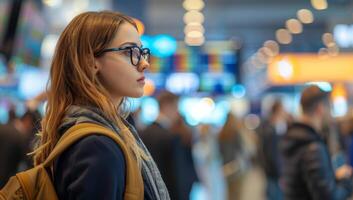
[268,53,353,84]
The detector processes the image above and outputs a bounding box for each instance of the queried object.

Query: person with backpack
[1,11,170,200]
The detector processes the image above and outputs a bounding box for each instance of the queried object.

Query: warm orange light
[322,33,334,47]
[184,23,205,34]
[331,83,348,117]
[268,53,353,84]
[133,18,145,35]
[311,0,328,10]
[183,0,205,11]
[286,19,303,34]
[276,29,292,44]
[264,40,280,56]
[143,79,155,96]
[297,9,314,24]
[331,83,347,99]
[185,35,205,46]
[183,10,204,24]
[186,31,203,38]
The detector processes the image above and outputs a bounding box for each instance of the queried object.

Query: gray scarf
[58,105,170,200]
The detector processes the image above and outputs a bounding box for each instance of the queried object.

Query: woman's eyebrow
[119,42,142,48]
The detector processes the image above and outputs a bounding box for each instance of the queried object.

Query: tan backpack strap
[43,123,131,166]
[42,122,144,197]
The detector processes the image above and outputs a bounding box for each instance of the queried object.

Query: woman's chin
[130,90,144,98]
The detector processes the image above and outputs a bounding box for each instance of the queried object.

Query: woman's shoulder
[59,134,126,166]
[54,135,127,200]
[53,134,127,181]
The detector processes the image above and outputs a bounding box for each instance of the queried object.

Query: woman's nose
[138,57,150,72]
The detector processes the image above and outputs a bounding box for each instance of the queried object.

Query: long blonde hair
[33,11,147,167]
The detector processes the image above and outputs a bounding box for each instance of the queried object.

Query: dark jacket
[140,122,178,200]
[257,120,281,179]
[0,124,25,188]
[280,122,352,200]
[53,107,155,200]
[54,134,127,200]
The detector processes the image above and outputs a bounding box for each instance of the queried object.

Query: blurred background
[1,0,353,199]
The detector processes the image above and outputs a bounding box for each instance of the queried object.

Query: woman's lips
[137,77,145,84]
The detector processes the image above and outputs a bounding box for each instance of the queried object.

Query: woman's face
[95,22,149,103]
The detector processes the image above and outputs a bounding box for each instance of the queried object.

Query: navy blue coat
[54,135,126,200]
[54,131,155,200]
[280,122,352,200]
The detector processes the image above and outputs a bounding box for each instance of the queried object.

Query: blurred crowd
[2,86,353,200]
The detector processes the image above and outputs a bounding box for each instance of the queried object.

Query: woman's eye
[123,50,131,56]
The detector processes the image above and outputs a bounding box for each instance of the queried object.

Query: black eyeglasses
[95,46,150,66]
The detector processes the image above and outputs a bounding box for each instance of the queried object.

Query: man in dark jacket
[280,85,353,200]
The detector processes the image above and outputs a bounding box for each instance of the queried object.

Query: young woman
[33,11,170,200]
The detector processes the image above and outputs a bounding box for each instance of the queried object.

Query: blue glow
[152,34,177,57]
[145,73,166,90]
[334,24,352,48]
[307,82,332,92]
[185,115,200,126]
[140,97,159,125]
[190,182,207,200]
[179,98,198,116]
[180,97,230,126]
[179,97,201,126]
[18,68,49,100]
[0,106,8,124]
[141,35,152,49]
[222,51,237,64]
[213,100,230,125]
[166,73,200,94]
[0,59,6,77]
[231,84,246,98]
[332,97,348,117]
[200,73,235,93]
[127,98,142,112]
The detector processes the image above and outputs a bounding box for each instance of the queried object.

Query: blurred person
[7,104,17,124]
[321,119,348,173]
[171,114,199,200]
[257,100,288,200]
[219,113,262,200]
[218,113,245,200]
[140,90,180,199]
[0,113,25,188]
[16,109,42,170]
[30,11,169,199]
[338,115,353,168]
[280,85,352,200]
[314,104,347,171]
[14,109,41,139]
[0,107,41,187]
[193,123,227,200]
